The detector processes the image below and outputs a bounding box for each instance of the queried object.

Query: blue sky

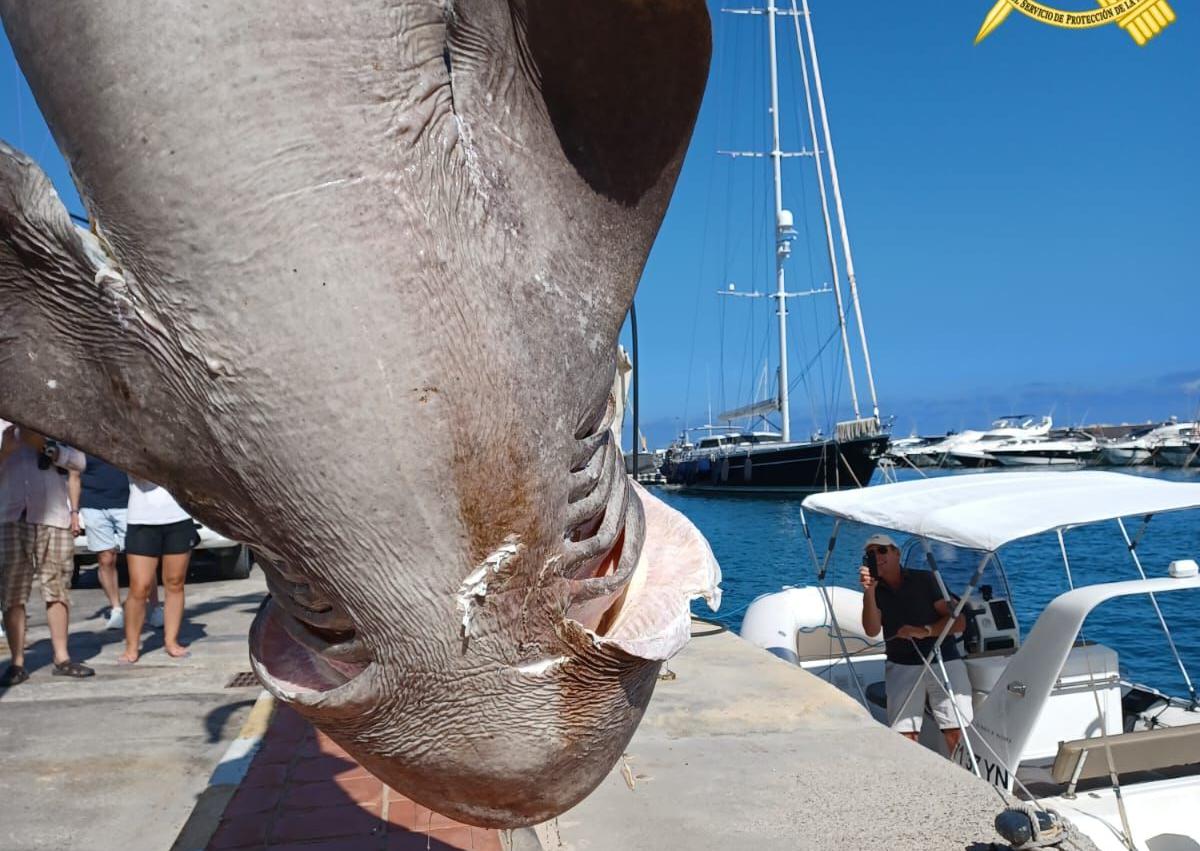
[621,1,1199,447]
[3,5,1197,449]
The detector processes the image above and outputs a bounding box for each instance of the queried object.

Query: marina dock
[531,619,1099,851]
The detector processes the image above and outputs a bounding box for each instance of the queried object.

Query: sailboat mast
[767,0,792,442]
[789,0,860,420]
[800,0,880,422]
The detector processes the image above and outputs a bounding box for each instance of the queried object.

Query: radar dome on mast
[776,208,796,238]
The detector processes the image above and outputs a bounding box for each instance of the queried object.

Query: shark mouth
[250,382,722,700]
[578,480,722,660]
[249,563,374,701]
[556,387,723,661]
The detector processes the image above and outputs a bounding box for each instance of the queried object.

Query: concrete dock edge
[170,690,276,851]
[533,619,1099,851]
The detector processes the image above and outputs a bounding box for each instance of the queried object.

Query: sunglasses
[865,545,892,555]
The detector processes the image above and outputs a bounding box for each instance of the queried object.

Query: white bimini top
[802,471,1200,552]
[127,477,191,526]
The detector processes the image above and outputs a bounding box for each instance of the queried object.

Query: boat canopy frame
[801,471,1200,554]
[795,469,1200,832]
[799,472,1200,709]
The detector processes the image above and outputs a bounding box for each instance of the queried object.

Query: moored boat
[1103,421,1198,467]
[942,416,1053,468]
[988,429,1101,467]
[661,426,888,493]
[742,472,1200,851]
[1154,439,1200,469]
[661,0,888,494]
[885,434,949,469]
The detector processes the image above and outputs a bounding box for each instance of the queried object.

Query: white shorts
[81,507,127,553]
[885,658,974,733]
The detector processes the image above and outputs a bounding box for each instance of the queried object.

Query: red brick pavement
[207,704,504,850]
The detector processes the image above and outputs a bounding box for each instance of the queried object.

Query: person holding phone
[0,422,94,685]
[858,533,972,753]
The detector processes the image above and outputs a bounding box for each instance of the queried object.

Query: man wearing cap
[859,533,972,753]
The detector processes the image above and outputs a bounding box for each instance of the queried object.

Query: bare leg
[96,549,121,611]
[161,551,190,656]
[46,600,71,665]
[122,554,158,663]
[942,727,962,754]
[899,731,919,742]
[2,606,26,667]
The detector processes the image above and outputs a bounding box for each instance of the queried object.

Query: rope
[893,634,1103,851]
[998,801,1083,849]
[1000,801,1100,851]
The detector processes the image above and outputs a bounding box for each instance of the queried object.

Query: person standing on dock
[0,422,95,685]
[859,534,972,754]
[118,478,195,663]
[79,454,131,630]
[81,458,165,632]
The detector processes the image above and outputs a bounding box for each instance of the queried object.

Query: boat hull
[1101,446,1150,466]
[1154,444,1200,468]
[990,450,1100,467]
[661,433,888,494]
[893,451,940,468]
[946,452,998,468]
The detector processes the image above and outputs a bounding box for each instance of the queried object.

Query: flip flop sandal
[52,660,95,678]
[0,665,29,687]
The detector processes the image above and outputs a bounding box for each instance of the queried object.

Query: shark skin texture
[0,0,720,827]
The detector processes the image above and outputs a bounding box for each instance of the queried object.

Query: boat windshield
[900,539,1012,603]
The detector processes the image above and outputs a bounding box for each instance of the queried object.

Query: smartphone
[862,549,878,579]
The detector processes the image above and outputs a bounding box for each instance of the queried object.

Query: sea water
[666,467,1200,699]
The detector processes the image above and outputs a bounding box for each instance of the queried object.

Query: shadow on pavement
[0,590,265,688]
[206,699,258,744]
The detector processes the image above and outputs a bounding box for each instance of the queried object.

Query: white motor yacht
[1103,421,1198,467]
[899,429,984,468]
[884,435,944,469]
[1153,429,1200,468]
[987,429,1102,467]
[742,472,1200,851]
[943,415,1053,468]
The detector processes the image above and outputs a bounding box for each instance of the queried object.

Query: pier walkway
[533,618,1098,851]
[2,568,1096,850]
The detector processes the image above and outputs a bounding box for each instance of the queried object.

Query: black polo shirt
[873,568,960,666]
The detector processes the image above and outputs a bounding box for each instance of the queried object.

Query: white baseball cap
[864,533,898,550]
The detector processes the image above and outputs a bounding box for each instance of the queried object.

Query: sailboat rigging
[661,0,888,494]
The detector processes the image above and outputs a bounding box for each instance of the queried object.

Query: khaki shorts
[885,657,974,733]
[0,521,74,609]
